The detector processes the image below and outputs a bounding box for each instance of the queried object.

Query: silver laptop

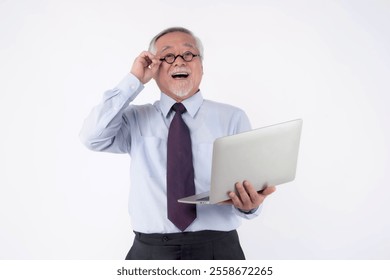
[178,119,303,204]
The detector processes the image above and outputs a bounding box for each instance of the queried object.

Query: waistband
[134,230,238,246]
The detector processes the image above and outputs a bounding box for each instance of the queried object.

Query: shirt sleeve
[79,73,144,153]
[233,108,252,134]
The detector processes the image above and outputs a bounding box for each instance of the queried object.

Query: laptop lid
[207,119,302,204]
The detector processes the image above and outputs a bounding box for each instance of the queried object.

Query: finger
[235,182,251,205]
[145,56,152,66]
[139,51,156,59]
[147,56,162,69]
[149,58,162,72]
[243,180,261,203]
[261,185,276,197]
[138,51,156,67]
[228,191,243,209]
[217,198,234,205]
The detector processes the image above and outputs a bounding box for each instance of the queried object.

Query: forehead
[155,32,197,53]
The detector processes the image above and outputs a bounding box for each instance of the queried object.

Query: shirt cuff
[115,73,144,102]
[234,204,263,219]
[238,207,259,215]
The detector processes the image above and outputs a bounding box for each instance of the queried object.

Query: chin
[170,84,196,100]
[173,90,191,98]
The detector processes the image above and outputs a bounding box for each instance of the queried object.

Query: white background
[1,0,389,260]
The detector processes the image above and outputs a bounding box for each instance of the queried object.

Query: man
[80,27,275,260]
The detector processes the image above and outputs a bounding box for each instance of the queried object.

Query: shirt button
[162,236,169,242]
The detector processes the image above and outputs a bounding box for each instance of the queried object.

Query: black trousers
[125,230,245,260]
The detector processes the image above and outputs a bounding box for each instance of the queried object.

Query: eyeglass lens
[163,52,197,64]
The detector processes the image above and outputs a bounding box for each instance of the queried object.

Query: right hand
[130,51,161,84]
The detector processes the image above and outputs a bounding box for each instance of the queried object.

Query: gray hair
[148,27,204,60]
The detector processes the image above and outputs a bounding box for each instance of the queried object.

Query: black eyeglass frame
[159,51,201,64]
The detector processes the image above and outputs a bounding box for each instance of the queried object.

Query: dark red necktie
[167,103,196,231]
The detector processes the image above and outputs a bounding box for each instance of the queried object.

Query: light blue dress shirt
[80,73,261,233]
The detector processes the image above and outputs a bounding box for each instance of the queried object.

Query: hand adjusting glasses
[160,51,201,64]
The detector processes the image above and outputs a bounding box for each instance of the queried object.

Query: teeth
[171,72,189,78]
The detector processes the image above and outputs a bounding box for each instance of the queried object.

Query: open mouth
[171,72,189,79]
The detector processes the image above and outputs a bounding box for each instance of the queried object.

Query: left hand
[219,180,276,212]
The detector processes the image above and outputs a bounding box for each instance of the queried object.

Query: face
[153,32,203,102]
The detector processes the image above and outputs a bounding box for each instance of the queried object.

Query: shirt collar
[160,91,204,118]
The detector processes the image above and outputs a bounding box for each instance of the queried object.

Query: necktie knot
[172,103,186,114]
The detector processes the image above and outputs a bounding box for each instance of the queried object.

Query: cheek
[155,70,170,84]
[194,64,203,78]
[193,69,203,83]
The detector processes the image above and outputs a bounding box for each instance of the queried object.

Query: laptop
[178,119,303,204]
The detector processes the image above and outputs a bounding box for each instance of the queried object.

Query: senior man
[80,27,275,260]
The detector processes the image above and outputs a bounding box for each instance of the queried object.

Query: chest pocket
[137,136,167,179]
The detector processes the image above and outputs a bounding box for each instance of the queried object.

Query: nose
[174,55,187,66]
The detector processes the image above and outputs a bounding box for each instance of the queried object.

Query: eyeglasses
[159,51,200,64]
